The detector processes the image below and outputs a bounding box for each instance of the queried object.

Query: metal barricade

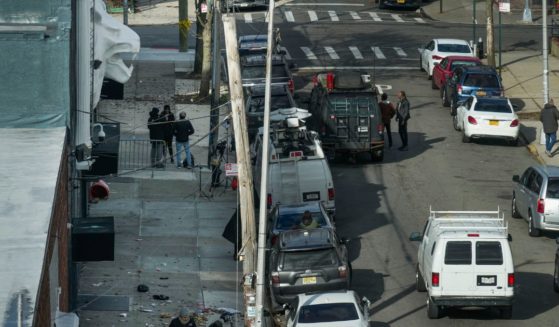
[118,139,167,171]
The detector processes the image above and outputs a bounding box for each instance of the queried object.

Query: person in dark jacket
[161,105,176,163]
[174,111,195,168]
[148,107,165,167]
[540,99,559,157]
[169,308,197,327]
[379,93,396,148]
[395,90,410,151]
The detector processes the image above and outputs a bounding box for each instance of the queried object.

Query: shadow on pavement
[520,124,538,143]
[351,268,386,303]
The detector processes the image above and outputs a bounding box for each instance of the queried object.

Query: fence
[118,139,167,171]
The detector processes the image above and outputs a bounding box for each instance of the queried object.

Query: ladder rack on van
[429,208,508,237]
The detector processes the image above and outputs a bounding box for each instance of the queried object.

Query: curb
[518,123,545,164]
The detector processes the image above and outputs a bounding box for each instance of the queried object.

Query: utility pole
[222,14,256,276]
[179,0,189,52]
[123,0,129,25]
[255,0,275,325]
[208,0,222,166]
[543,0,549,103]
[486,0,496,67]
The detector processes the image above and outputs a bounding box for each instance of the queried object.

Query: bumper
[432,296,513,307]
[272,280,349,304]
[535,214,559,231]
[465,125,519,140]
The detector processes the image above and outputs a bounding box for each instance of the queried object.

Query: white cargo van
[409,209,514,319]
[252,124,335,216]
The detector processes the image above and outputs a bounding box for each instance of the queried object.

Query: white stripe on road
[279,46,292,60]
[349,11,361,20]
[265,12,269,22]
[301,47,318,60]
[391,14,404,22]
[367,12,382,22]
[285,2,364,5]
[244,13,252,23]
[297,66,419,71]
[324,46,340,59]
[414,17,426,23]
[308,10,318,22]
[349,46,363,59]
[285,11,295,22]
[371,46,386,59]
[328,11,339,21]
[394,47,407,57]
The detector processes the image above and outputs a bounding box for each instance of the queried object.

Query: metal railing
[118,139,167,171]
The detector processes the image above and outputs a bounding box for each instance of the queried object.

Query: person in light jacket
[395,90,410,151]
[540,99,559,157]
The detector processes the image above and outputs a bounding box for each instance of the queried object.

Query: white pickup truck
[409,209,514,319]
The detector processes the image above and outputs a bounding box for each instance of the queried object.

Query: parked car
[453,96,519,145]
[238,30,281,58]
[432,55,481,90]
[379,0,419,9]
[268,202,335,246]
[442,65,504,110]
[409,209,514,319]
[284,291,371,327]
[268,228,351,307]
[224,0,268,10]
[512,165,559,236]
[241,54,294,94]
[554,238,559,292]
[420,38,474,79]
[245,84,297,138]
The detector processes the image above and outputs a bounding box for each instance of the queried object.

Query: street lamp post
[544,0,549,103]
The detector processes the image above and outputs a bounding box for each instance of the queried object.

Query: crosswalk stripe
[394,47,407,57]
[328,10,339,21]
[414,17,426,23]
[244,13,252,23]
[285,11,295,22]
[280,46,292,60]
[349,11,361,20]
[324,46,340,59]
[265,12,269,22]
[301,47,317,60]
[308,10,318,22]
[367,12,382,22]
[349,46,363,59]
[391,14,404,22]
[371,46,386,59]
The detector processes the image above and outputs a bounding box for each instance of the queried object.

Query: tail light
[288,79,294,94]
[338,265,348,278]
[467,116,477,125]
[432,55,443,61]
[271,272,280,285]
[510,119,519,127]
[507,273,515,287]
[326,72,334,91]
[377,124,384,134]
[328,188,335,201]
[267,193,272,208]
[432,272,440,287]
[537,198,545,214]
[467,233,479,237]
[457,84,463,95]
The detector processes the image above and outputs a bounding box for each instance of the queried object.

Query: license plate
[358,126,368,132]
[303,192,320,201]
[489,120,499,126]
[476,91,487,96]
[302,276,316,284]
[477,275,497,286]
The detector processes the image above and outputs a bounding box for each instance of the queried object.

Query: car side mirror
[361,297,371,308]
[512,175,520,183]
[409,232,423,242]
[508,234,513,242]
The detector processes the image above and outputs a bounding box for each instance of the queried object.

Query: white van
[252,125,335,216]
[409,209,514,319]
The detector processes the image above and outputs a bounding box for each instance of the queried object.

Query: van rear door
[297,159,335,212]
[440,241,476,295]
[472,240,509,296]
[544,178,559,225]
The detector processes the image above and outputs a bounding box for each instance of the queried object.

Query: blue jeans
[176,141,192,167]
[545,132,557,153]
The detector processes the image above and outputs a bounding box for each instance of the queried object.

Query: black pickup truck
[240,54,294,94]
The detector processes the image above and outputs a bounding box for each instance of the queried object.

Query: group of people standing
[379,90,411,151]
[148,105,195,168]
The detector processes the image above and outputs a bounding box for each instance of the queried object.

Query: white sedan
[420,38,475,79]
[453,96,519,145]
[285,291,371,327]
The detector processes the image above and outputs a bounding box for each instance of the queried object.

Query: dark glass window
[476,241,503,265]
[281,249,338,270]
[298,303,358,323]
[450,60,480,70]
[444,241,472,265]
[438,44,471,53]
[474,101,512,113]
[547,178,559,198]
[463,73,500,87]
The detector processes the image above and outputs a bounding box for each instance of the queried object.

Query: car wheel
[452,115,460,131]
[511,194,521,218]
[528,212,541,237]
[416,264,427,292]
[419,56,424,72]
[427,297,440,319]
[441,88,450,107]
[500,306,513,319]
[371,149,384,162]
[450,98,456,115]
[431,77,437,89]
[427,64,432,80]
[554,260,559,292]
[462,130,470,143]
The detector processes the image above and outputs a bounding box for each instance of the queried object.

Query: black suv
[442,65,504,112]
[268,228,350,307]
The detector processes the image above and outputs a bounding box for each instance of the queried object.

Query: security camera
[93,123,106,142]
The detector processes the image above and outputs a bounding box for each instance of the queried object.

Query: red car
[431,56,481,90]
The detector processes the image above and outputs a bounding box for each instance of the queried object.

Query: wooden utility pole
[222,15,256,274]
[179,0,189,52]
[486,0,495,67]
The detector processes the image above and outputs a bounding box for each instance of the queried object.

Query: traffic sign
[225,163,238,176]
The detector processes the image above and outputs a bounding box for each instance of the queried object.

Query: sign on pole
[225,163,238,176]
[499,0,510,12]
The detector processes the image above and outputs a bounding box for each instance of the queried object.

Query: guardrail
[119,139,167,171]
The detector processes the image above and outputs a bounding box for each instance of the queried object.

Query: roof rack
[428,206,507,237]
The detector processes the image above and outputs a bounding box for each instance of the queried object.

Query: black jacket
[174,119,195,142]
[169,317,196,327]
[148,114,165,140]
[540,103,559,134]
[160,112,176,139]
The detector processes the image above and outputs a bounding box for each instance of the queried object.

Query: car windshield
[298,303,359,323]
[281,248,338,270]
[438,44,471,53]
[474,101,512,113]
[463,73,500,88]
[450,60,479,70]
[274,211,326,230]
[242,65,287,79]
[248,95,292,114]
[547,178,559,198]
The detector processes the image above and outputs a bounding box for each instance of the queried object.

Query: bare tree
[486,0,495,67]
[193,0,213,98]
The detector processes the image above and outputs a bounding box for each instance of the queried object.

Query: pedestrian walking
[169,308,197,327]
[161,104,176,163]
[395,90,410,151]
[174,111,195,168]
[379,93,396,148]
[540,98,559,157]
[148,107,165,168]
